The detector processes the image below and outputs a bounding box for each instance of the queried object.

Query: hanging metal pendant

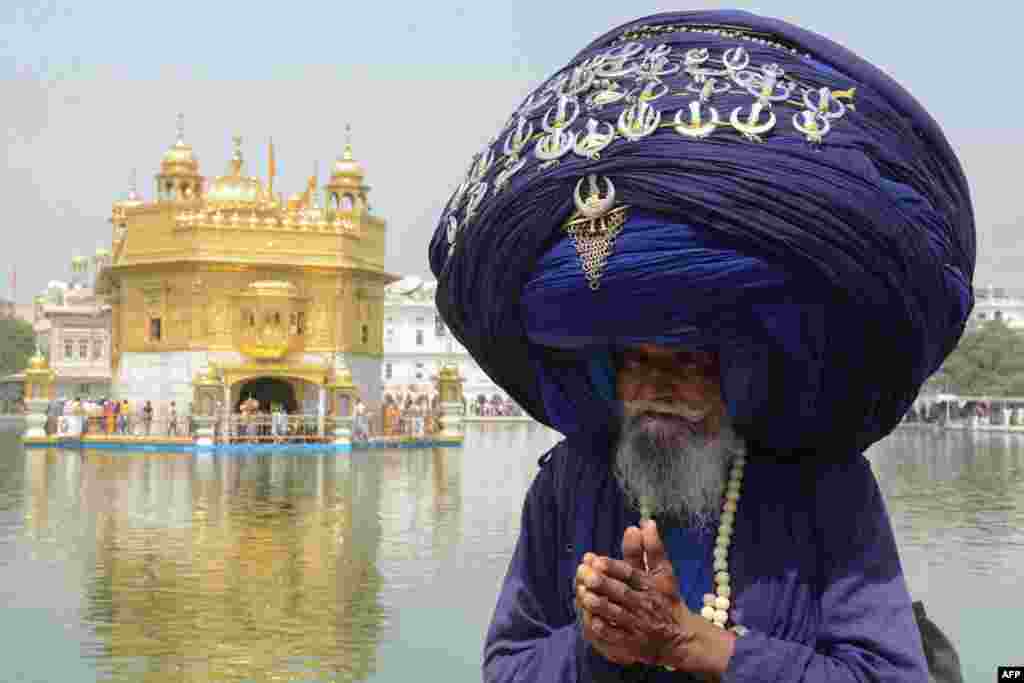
[562,174,629,291]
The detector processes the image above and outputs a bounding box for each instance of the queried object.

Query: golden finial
[311,160,321,209]
[230,135,244,175]
[175,112,186,145]
[267,136,276,196]
[343,123,353,161]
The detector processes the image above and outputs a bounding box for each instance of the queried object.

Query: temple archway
[234,377,297,413]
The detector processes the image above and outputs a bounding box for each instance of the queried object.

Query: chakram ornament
[562,174,629,290]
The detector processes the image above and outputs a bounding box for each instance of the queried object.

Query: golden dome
[159,114,201,177]
[207,136,264,204]
[160,141,200,176]
[329,125,365,180]
[331,147,364,178]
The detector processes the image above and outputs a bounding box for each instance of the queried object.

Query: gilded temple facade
[97,117,397,415]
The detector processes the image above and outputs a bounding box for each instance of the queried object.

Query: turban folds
[428,10,974,458]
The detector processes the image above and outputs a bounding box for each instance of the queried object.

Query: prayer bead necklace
[700,451,745,629]
[659,451,746,674]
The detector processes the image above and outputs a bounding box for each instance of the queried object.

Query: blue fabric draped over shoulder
[428,8,975,459]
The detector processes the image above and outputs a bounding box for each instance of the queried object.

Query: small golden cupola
[155,113,203,201]
[206,135,264,206]
[325,124,370,214]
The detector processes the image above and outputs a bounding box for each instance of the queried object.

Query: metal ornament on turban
[428,10,975,459]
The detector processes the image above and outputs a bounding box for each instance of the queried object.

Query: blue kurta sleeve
[483,453,631,683]
[724,456,929,682]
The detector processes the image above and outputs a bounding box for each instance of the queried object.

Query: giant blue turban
[428,9,974,460]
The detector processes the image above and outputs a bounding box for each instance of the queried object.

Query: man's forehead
[621,344,716,358]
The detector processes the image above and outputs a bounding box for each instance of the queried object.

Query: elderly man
[429,9,973,682]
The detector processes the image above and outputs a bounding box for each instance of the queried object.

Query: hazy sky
[2,0,1021,302]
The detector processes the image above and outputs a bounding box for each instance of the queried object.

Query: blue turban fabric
[428,9,975,458]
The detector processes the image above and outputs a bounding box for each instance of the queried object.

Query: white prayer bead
[713,622,725,629]
[703,593,716,607]
[713,558,728,572]
[715,535,730,549]
[714,571,730,586]
[720,520,734,535]
[721,511,735,526]
[717,584,732,598]
[713,609,728,625]
[714,596,731,611]
[713,547,728,561]
[734,455,746,466]
[701,605,716,620]
[726,490,740,502]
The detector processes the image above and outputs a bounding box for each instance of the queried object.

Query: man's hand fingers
[582,564,649,613]
[579,586,634,628]
[622,525,645,573]
[595,555,647,590]
[641,519,672,575]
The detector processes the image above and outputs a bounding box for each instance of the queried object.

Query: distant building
[0,299,34,323]
[969,284,1024,330]
[382,277,509,405]
[33,278,113,399]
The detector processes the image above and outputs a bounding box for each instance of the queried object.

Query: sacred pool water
[0,424,1019,682]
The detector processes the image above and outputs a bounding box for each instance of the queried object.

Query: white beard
[613,407,742,532]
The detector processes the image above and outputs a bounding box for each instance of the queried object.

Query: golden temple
[97,115,398,415]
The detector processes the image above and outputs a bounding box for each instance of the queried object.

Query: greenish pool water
[0,424,1018,681]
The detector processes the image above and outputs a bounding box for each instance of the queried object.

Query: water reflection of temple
[22,449,387,682]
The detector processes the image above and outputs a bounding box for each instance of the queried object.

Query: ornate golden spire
[159,112,200,179]
[230,135,244,175]
[267,136,276,196]
[115,169,143,209]
[206,135,263,204]
[331,123,364,179]
[343,123,353,161]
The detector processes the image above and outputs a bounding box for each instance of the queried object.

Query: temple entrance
[234,377,298,413]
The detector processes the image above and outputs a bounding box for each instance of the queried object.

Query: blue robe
[483,441,929,681]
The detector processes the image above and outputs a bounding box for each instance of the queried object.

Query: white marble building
[382,277,508,404]
[33,281,113,399]
[970,285,1024,330]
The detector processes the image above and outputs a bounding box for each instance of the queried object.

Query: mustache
[622,400,713,423]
